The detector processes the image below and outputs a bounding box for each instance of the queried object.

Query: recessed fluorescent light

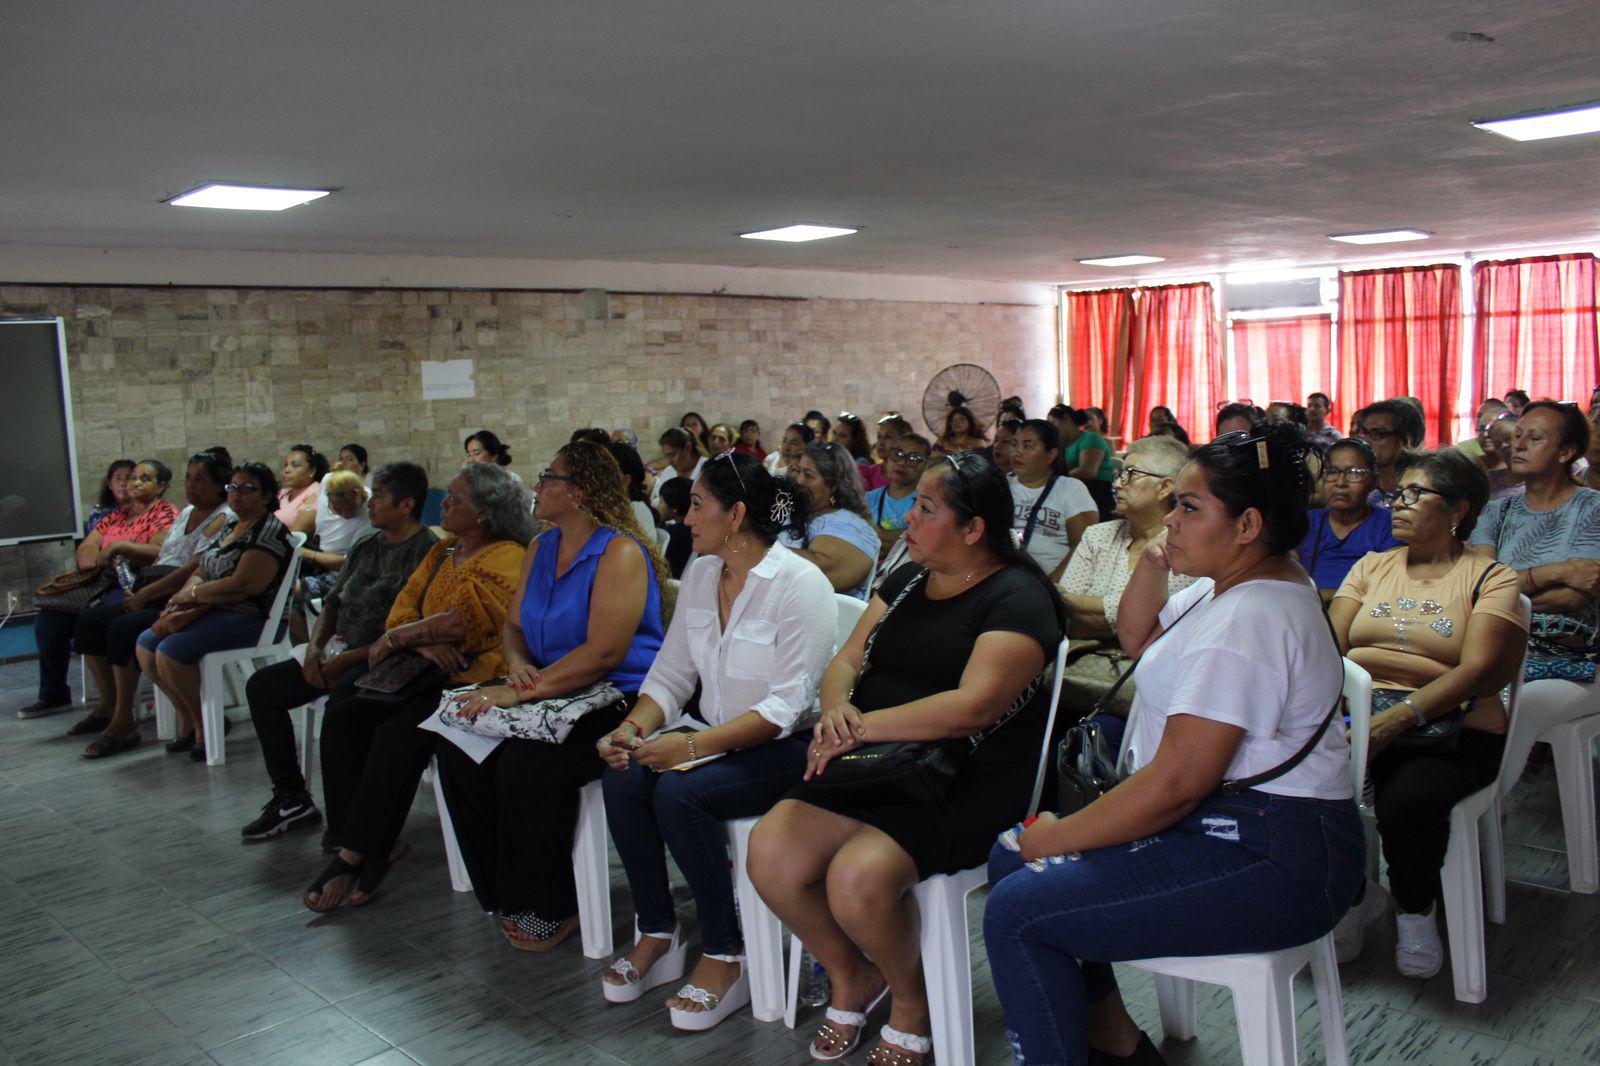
[1473,102,1600,142]
[739,224,857,243]
[1077,254,1165,267]
[1328,229,1431,245]
[167,183,332,211]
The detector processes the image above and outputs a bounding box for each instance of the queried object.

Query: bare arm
[790,534,873,595]
[1116,535,1172,657]
[1368,614,1527,754]
[520,537,647,698]
[76,528,105,570]
[1064,592,1115,639]
[1069,447,1107,481]
[184,549,279,605]
[850,630,1046,742]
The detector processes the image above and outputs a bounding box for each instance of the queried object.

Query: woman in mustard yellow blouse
[305,464,531,911]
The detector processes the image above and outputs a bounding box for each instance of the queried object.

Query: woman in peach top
[274,443,327,526]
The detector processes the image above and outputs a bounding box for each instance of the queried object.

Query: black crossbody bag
[353,549,459,705]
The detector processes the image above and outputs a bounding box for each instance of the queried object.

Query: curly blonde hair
[556,441,674,620]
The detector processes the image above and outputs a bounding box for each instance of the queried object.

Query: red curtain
[1336,265,1462,445]
[1473,254,1600,407]
[1063,288,1134,441]
[1129,283,1221,443]
[1229,315,1335,422]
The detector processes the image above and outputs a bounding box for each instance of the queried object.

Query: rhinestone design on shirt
[1371,598,1453,645]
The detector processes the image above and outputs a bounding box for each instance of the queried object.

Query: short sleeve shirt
[1063,431,1116,481]
[780,510,880,600]
[197,514,294,616]
[94,500,179,547]
[865,486,916,532]
[1008,474,1098,576]
[1296,508,1402,592]
[1058,519,1197,626]
[325,527,439,647]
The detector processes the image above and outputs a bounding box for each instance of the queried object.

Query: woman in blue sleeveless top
[435,441,670,951]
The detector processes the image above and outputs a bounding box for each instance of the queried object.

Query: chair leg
[200,657,226,766]
[784,931,803,1029]
[153,689,175,741]
[296,705,315,785]
[728,819,785,1022]
[571,780,613,960]
[431,759,473,894]
[1551,718,1600,895]
[1482,797,1507,926]
[912,878,977,1066]
[1309,933,1350,1066]
[1229,962,1298,1066]
[1153,974,1198,1042]
[1441,808,1488,1004]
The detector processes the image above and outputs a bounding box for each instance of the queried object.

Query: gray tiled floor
[2,657,1599,1065]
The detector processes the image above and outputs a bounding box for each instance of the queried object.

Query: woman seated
[803,410,833,446]
[750,452,1064,1065]
[84,459,135,535]
[865,433,931,561]
[70,452,232,755]
[134,463,294,758]
[1331,449,1527,975]
[983,423,1362,1065]
[1469,401,1600,682]
[295,469,373,600]
[1146,405,1177,436]
[733,419,766,460]
[435,442,668,948]
[707,423,737,458]
[834,412,888,491]
[606,439,659,535]
[22,460,179,720]
[763,422,813,481]
[1058,436,1196,742]
[932,400,987,457]
[275,444,327,528]
[336,442,372,487]
[782,441,880,600]
[1296,437,1400,602]
[596,455,834,1028]
[304,463,530,910]
[1058,407,1118,518]
[1008,419,1098,583]
[1482,414,1523,500]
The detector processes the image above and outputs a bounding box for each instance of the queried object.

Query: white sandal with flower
[602,926,686,1003]
[866,1024,933,1065]
[667,953,751,1031]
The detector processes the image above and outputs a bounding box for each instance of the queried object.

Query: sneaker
[1334,880,1391,963]
[18,697,74,719]
[241,792,322,841]
[1395,910,1444,979]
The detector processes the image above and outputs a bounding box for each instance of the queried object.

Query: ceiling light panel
[1328,229,1431,245]
[1473,103,1600,142]
[739,224,857,242]
[1077,254,1165,267]
[167,183,332,211]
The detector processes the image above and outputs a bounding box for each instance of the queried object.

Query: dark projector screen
[0,319,83,545]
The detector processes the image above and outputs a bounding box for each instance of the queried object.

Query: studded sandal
[811,983,891,1060]
[865,1025,933,1065]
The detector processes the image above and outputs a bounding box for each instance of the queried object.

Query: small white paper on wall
[421,359,476,400]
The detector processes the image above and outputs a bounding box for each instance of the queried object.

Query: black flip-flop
[304,855,361,913]
[66,714,113,737]
[350,840,411,908]
[82,732,141,759]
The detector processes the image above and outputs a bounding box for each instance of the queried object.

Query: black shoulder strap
[1021,475,1060,548]
[1470,559,1503,606]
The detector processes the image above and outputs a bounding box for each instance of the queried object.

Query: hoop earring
[723,530,741,554]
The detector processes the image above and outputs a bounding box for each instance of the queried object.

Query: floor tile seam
[190,994,333,1054]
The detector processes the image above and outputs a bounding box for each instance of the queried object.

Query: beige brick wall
[0,283,1058,607]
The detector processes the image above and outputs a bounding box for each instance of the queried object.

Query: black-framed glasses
[223,482,262,493]
[889,448,928,465]
[1322,465,1373,482]
[1113,465,1161,485]
[1389,485,1453,507]
[536,470,572,486]
[1354,425,1398,441]
[712,450,747,498]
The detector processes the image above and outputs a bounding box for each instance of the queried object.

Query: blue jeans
[982,790,1365,1066]
[136,610,265,664]
[603,734,808,955]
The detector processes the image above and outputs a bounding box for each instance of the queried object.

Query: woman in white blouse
[596,452,835,1032]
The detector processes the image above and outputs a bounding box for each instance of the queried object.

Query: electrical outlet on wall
[4,590,18,612]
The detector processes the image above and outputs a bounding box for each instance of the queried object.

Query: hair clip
[770,489,794,526]
[1256,441,1270,469]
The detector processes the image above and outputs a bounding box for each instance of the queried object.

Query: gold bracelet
[686,732,699,762]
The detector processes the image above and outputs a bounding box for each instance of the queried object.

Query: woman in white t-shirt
[1007,419,1098,582]
[983,422,1364,1066]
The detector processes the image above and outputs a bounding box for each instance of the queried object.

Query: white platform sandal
[667,953,751,1032]
[601,926,687,1004]
[865,1024,933,1065]
[811,984,891,1061]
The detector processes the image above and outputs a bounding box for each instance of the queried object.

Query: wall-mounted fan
[922,363,1002,437]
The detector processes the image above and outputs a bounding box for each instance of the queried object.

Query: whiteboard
[0,318,83,545]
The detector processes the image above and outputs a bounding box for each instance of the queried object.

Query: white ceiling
[3,0,1598,285]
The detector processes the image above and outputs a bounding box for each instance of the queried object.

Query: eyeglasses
[1113,465,1161,485]
[889,448,928,464]
[223,483,262,493]
[536,470,572,486]
[712,451,747,498]
[1354,425,1398,441]
[1390,485,1453,507]
[1322,465,1373,482]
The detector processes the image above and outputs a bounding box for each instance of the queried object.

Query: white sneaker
[1395,910,1444,979]
[1333,880,1390,963]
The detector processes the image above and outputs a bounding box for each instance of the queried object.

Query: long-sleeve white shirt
[639,540,836,736]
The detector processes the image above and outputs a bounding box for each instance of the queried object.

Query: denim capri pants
[136,611,267,664]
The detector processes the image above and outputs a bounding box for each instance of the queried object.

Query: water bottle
[113,558,138,592]
[797,948,832,1007]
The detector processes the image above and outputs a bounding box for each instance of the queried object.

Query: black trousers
[73,596,163,668]
[319,682,447,853]
[245,657,363,796]
[435,700,628,918]
[1371,728,1506,913]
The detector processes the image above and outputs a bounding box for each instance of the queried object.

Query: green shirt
[325,527,440,647]
[1063,430,1116,482]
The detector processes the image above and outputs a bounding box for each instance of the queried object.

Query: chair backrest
[1342,657,1373,799]
[655,526,670,552]
[833,593,868,652]
[420,487,447,526]
[1028,637,1072,812]
[255,531,307,649]
[1491,594,1536,802]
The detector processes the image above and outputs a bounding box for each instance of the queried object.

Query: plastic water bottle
[797,948,831,1007]
[113,558,138,592]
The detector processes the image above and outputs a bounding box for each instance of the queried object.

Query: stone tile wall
[0,283,1058,607]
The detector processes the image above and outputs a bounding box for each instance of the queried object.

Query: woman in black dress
[749,452,1065,1065]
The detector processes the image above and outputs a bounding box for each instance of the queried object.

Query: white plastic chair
[783,636,1071,1066]
[154,532,307,765]
[1130,657,1375,1066]
[1495,678,1600,894]
[833,593,867,652]
[729,815,787,1022]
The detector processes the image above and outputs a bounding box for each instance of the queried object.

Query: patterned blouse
[1059,519,1197,626]
[383,537,525,685]
[93,500,179,547]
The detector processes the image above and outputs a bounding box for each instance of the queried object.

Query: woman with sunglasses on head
[984,422,1362,1066]
[434,442,668,950]
[134,463,293,758]
[595,453,833,1029]
[1328,449,1526,977]
[783,441,880,600]
[834,412,888,491]
[751,451,1064,1065]
[304,462,530,912]
[1295,437,1401,604]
